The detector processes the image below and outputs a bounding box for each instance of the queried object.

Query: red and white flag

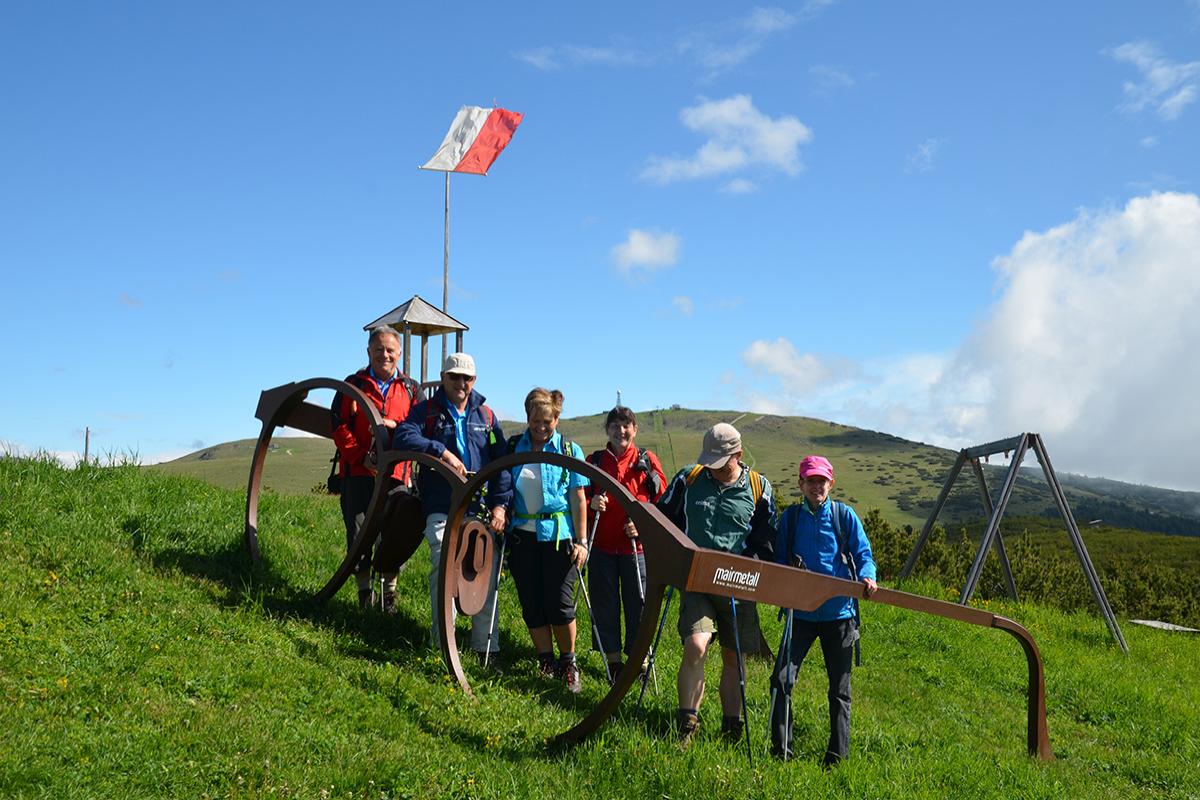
[420,106,524,175]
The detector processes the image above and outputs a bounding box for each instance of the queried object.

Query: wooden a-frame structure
[898,433,1128,652]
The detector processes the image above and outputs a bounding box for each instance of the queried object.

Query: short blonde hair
[525,387,564,419]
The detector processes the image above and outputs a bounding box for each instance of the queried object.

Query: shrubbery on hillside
[863,509,1200,627]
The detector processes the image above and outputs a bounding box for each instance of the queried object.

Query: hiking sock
[382,574,398,595]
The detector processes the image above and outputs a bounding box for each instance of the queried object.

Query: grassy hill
[4,455,1199,798]
[153,408,1200,537]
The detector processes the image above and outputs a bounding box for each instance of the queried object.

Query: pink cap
[798,455,834,481]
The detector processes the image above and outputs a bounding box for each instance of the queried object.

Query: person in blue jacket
[505,387,590,693]
[393,353,511,662]
[770,455,877,768]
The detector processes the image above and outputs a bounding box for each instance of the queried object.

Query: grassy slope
[3,457,1198,799]
[151,409,1200,536]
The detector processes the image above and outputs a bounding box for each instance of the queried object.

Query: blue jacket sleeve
[774,506,792,566]
[483,417,512,509]
[393,400,446,458]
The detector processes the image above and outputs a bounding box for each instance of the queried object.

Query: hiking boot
[721,715,744,742]
[676,709,700,747]
[822,751,843,771]
[562,659,582,694]
[358,588,377,610]
[381,591,397,614]
[474,651,504,675]
[537,654,557,678]
[605,660,623,686]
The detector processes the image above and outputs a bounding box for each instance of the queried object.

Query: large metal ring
[244,377,463,603]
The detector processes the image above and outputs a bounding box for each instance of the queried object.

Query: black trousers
[586,548,646,657]
[769,617,857,761]
[339,476,419,574]
[506,532,578,629]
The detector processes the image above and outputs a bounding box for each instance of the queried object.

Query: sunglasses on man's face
[446,373,475,383]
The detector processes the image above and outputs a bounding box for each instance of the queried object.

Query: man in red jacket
[331,326,418,610]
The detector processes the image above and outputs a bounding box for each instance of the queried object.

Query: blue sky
[3,2,1199,491]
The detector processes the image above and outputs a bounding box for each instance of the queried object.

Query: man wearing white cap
[657,422,776,745]
[394,353,511,663]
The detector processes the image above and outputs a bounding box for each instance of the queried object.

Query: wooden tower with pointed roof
[363,295,469,388]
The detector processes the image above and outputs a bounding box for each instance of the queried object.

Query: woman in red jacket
[585,406,667,681]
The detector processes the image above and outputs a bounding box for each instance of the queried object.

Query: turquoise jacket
[509,430,590,543]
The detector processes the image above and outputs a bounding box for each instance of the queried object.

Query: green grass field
[4,456,1199,798]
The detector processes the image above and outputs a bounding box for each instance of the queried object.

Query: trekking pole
[729,597,753,765]
[782,609,794,761]
[573,504,604,611]
[630,532,659,694]
[637,586,674,707]
[574,540,613,685]
[482,531,507,669]
[767,608,795,760]
[770,552,805,757]
[767,607,786,752]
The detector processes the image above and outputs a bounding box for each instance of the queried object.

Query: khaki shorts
[677,591,760,650]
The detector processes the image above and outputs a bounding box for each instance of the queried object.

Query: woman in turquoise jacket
[506,387,590,692]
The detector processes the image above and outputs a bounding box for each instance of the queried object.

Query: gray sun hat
[441,352,476,377]
[697,422,742,469]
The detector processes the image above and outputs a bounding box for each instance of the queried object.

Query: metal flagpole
[442,171,450,363]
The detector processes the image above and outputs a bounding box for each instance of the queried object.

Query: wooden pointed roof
[362,295,469,337]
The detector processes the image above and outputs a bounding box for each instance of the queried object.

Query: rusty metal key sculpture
[244,378,465,603]
[438,450,1053,760]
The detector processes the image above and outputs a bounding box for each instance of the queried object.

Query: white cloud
[905,137,944,173]
[1140,135,1159,148]
[641,95,812,185]
[2,440,82,467]
[741,337,855,396]
[722,178,758,194]
[1109,40,1200,120]
[678,6,802,72]
[515,44,647,71]
[142,448,192,465]
[671,296,695,316]
[518,5,834,76]
[734,193,1200,490]
[611,229,681,278]
[810,64,855,93]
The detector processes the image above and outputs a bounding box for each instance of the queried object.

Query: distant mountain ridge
[153,407,1200,537]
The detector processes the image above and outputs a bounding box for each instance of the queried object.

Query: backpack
[685,463,764,505]
[587,447,665,500]
[325,450,342,495]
